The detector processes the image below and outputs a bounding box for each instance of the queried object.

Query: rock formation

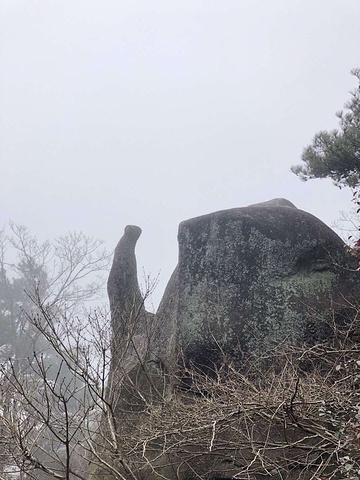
[156,198,354,365]
[107,225,147,374]
[99,199,358,480]
[106,224,158,403]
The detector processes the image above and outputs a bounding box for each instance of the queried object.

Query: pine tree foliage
[292,68,360,188]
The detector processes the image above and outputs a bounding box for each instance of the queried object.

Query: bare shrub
[0,288,359,480]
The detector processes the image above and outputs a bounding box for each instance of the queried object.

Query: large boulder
[156,198,354,365]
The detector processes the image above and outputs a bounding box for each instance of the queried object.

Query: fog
[1,0,359,307]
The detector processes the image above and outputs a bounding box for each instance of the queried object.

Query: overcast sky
[1,0,360,308]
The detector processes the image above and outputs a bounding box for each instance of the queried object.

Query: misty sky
[1,0,360,307]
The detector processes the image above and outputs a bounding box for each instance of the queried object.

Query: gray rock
[107,225,149,375]
[156,199,354,365]
[108,201,357,371]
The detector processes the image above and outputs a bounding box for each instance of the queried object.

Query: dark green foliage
[292,68,360,188]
